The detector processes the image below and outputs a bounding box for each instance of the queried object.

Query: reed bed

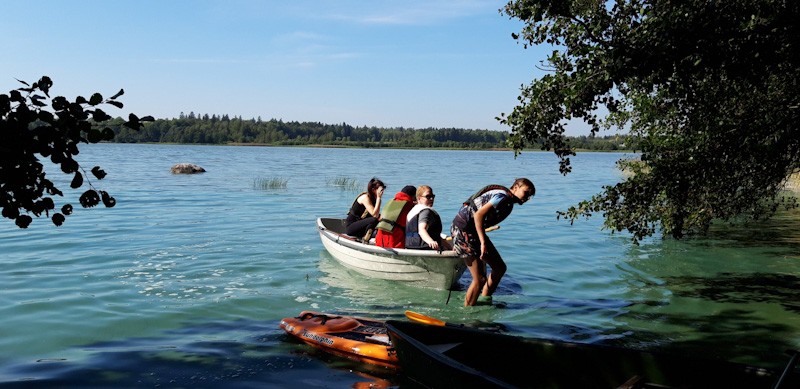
[327,176,361,191]
[253,177,288,190]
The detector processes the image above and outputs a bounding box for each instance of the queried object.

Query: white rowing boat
[316,217,466,290]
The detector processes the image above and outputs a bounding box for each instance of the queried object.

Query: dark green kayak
[385,320,799,388]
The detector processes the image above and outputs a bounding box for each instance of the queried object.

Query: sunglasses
[424,194,436,200]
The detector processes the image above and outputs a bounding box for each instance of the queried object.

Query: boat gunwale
[317,217,459,259]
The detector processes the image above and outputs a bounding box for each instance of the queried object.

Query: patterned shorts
[450,225,500,261]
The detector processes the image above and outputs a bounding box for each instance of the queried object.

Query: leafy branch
[1,76,154,228]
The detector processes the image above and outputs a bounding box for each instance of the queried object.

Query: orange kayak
[279,311,399,368]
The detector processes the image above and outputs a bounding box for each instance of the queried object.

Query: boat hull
[385,320,797,388]
[317,218,466,290]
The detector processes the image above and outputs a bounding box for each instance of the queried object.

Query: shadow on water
[611,307,798,369]
[669,272,800,314]
[600,209,800,369]
[0,319,404,389]
[602,271,800,369]
[699,209,800,253]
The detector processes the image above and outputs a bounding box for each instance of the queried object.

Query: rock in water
[170,163,206,174]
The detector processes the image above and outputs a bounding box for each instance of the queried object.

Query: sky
[1,1,584,134]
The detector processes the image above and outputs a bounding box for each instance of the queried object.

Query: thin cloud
[320,1,491,26]
[271,31,331,46]
[150,58,251,65]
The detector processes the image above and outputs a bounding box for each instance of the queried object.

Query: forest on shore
[107,113,633,151]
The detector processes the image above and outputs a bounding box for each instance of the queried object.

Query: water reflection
[0,320,400,389]
[615,208,800,368]
[316,252,456,309]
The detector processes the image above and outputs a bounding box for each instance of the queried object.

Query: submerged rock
[170,163,206,174]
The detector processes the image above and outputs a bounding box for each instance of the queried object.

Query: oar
[404,310,450,327]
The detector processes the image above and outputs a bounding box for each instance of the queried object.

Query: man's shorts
[450,225,500,262]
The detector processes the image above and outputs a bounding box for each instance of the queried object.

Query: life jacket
[376,196,413,233]
[453,185,514,231]
[405,205,441,249]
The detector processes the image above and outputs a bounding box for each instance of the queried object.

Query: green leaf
[91,166,107,179]
[70,172,83,189]
[2,206,20,219]
[79,190,101,208]
[9,90,23,102]
[15,215,33,228]
[60,158,79,173]
[124,113,142,130]
[100,191,116,208]
[52,96,69,110]
[89,93,103,106]
[31,95,47,107]
[106,100,123,109]
[38,110,55,123]
[87,129,102,143]
[52,213,65,226]
[110,88,124,99]
[38,76,53,96]
[92,108,112,122]
[0,94,9,113]
[101,127,116,141]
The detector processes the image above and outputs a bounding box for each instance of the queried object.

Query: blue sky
[1,1,582,134]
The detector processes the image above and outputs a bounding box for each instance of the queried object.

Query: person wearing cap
[374,185,417,248]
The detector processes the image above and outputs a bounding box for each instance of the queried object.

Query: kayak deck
[279,311,399,368]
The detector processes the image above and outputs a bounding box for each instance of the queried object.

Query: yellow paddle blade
[405,310,446,326]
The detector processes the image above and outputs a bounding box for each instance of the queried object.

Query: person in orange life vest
[345,177,385,238]
[451,178,535,307]
[374,185,417,248]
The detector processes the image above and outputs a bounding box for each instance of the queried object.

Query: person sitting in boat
[451,178,535,307]
[405,185,450,251]
[345,177,385,240]
[374,185,417,248]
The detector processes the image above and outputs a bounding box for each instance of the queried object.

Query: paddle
[404,310,453,327]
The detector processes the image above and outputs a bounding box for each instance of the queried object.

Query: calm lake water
[1,144,799,388]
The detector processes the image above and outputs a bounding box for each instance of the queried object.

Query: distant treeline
[107,112,633,151]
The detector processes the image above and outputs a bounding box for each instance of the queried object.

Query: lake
[1,144,799,388]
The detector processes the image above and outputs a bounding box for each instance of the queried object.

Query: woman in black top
[345,177,385,238]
